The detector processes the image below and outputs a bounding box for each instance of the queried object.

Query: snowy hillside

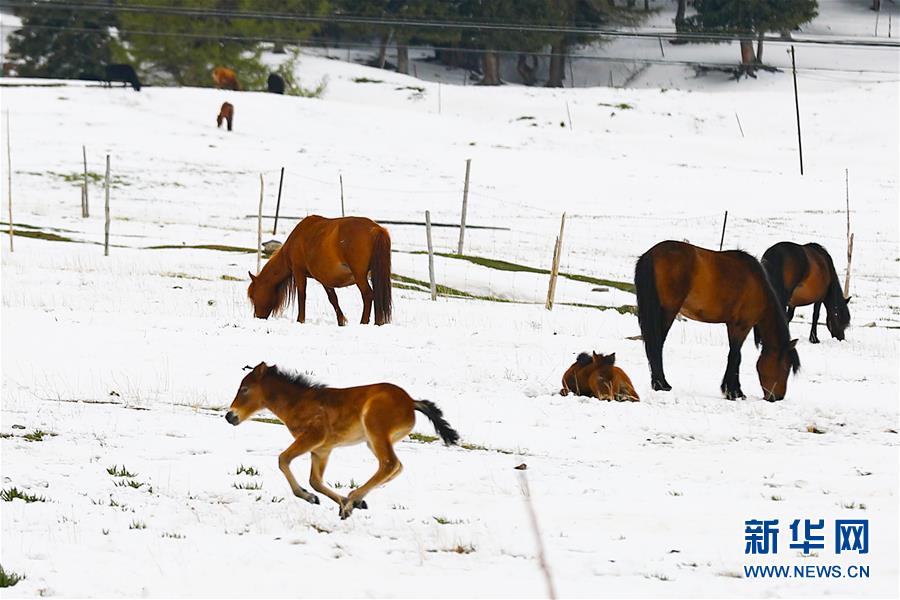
[1,22,898,599]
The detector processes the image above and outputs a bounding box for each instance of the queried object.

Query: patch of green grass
[408,432,439,443]
[161,532,184,539]
[432,516,465,525]
[459,441,515,455]
[396,85,425,93]
[107,465,137,478]
[146,244,256,254]
[235,465,260,476]
[561,302,637,315]
[391,274,512,303]
[598,102,634,110]
[353,77,383,84]
[221,274,243,281]
[233,481,263,490]
[0,433,12,439]
[0,565,24,587]
[331,479,359,489]
[49,171,130,187]
[114,479,144,489]
[129,520,147,530]
[23,429,56,442]
[5,229,79,243]
[1,487,46,503]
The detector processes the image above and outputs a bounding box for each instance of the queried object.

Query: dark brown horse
[248,216,392,326]
[226,362,458,519]
[634,241,800,401]
[761,242,850,343]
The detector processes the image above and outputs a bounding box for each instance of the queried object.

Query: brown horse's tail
[371,227,393,325]
[634,252,664,381]
[413,400,459,445]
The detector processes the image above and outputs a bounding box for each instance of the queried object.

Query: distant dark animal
[267,73,286,94]
[104,64,141,91]
[761,242,850,343]
[635,241,800,401]
[248,215,392,326]
[216,102,234,131]
[226,362,458,519]
[212,67,240,91]
[560,352,639,401]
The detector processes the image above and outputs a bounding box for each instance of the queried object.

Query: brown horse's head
[756,340,800,401]
[226,362,270,425]
[247,272,274,319]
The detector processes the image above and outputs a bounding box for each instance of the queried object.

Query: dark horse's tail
[634,252,663,379]
[413,400,460,445]
[371,227,393,325]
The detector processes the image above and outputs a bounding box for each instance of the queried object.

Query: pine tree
[8,5,117,79]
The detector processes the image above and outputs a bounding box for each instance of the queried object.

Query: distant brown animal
[560,352,639,401]
[762,242,850,344]
[248,215,392,326]
[216,102,234,131]
[226,362,459,519]
[212,67,240,90]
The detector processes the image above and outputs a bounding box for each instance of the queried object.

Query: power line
[5,0,900,50]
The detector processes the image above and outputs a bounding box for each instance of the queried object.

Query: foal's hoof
[353,499,368,510]
[304,494,320,505]
[339,505,354,520]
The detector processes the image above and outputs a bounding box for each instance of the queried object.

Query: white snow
[1,3,898,597]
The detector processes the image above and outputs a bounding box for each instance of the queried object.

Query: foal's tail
[371,227,393,325]
[634,252,663,377]
[413,400,459,446]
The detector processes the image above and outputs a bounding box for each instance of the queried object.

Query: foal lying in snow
[560,352,640,402]
[226,362,459,519]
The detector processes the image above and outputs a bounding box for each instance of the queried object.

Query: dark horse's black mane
[269,367,326,390]
[806,242,851,328]
[576,352,592,366]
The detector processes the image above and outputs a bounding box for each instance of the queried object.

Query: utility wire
[4,0,900,49]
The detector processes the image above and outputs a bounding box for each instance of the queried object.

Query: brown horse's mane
[267,366,327,391]
[256,246,296,317]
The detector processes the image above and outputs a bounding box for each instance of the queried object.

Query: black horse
[104,64,141,91]
[267,73,285,94]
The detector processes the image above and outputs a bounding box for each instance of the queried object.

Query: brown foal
[226,363,459,519]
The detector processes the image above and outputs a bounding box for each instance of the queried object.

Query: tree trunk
[756,32,764,63]
[546,42,566,87]
[644,0,650,10]
[516,54,538,86]
[376,34,389,69]
[871,0,881,11]
[396,43,409,75]
[672,0,688,44]
[740,39,757,65]
[480,51,501,85]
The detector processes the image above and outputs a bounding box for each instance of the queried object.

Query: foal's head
[226,362,270,425]
[591,352,616,369]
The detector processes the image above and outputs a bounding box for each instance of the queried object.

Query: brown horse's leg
[323,287,347,326]
[354,274,374,325]
[308,449,358,509]
[294,273,308,323]
[339,433,401,519]
[278,435,324,505]
[722,323,750,400]
[809,302,821,343]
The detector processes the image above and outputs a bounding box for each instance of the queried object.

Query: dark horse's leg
[354,274,374,325]
[651,310,678,391]
[324,287,348,326]
[786,305,796,322]
[722,323,750,399]
[809,302,821,344]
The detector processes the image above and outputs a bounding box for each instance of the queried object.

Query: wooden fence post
[257,174,264,274]
[719,210,728,251]
[457,158,471,255]
[843,169,853,298]
[790,46,804,176]
[565,101,573,131]
[272,166,284,235]
[340,173,345,217]
[82,144,89,217]
[6,111,12,252]
[103,154,110,256]
[545,212,566,310]
[425,210,437,301]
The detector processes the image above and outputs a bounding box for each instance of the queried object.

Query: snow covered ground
[1,7,898,597]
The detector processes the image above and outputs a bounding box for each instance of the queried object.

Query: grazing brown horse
[212,67,240,90]
[561,352,639,401]
[248,216,392,326]
[226,362,459,519]
[634,241,800,401]
[761,242,850,343]
[216,102,234,131]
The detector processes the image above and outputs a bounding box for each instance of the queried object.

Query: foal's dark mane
[268,366,326,391]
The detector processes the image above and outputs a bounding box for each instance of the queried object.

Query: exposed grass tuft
[1,487,46,503]
[129,520,147,530]
[0,565,24,587]
[408,432,439,443]
[107,465,137,478]
[233,481,263,490]
[235,465,260,476]
[23,429,56,442]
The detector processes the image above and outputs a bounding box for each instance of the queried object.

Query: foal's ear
[252,361,269,375]
[604,353,616,365]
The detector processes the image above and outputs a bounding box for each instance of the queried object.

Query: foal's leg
[721,323,750,400]
[809,302,821,344]
[339,434,401,520]
[308,449,353,508]
[353,274,374,325]
[278,435,324,505]
[323,286,348,326]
